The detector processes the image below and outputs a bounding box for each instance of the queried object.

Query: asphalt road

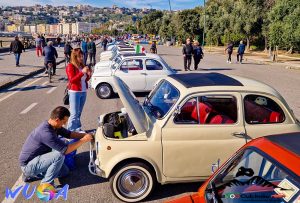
[0,45,299,203]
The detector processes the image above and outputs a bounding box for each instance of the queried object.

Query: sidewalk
[203,46,300,70]
[0,47,65,90]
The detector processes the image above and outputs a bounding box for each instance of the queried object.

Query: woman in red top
[66,48,91,131]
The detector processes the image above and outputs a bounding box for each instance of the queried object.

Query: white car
[100,45,135,61]
[91,53,176,99]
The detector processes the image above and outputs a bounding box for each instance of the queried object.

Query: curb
[0,59,65,91]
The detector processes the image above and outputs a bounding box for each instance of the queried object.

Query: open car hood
[112,76,148,134]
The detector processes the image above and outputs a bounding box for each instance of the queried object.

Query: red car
[167,132,300,203]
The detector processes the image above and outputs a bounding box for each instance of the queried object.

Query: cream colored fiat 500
[89,73,300,202]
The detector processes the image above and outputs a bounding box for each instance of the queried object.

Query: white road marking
[1,175,23,203]
[20,103,38,114]
[41,81,48,86]
[46,87,57,94]
[0,78,43,103]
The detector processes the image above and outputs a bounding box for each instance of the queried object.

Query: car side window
[244,95,285,124]
[174,98,199,124]
[146,59,164,70]
[198,95,237,125]
[120,59,143,71]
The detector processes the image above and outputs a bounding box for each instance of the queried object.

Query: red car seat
[191,102,214,123]
[209,115,234,124]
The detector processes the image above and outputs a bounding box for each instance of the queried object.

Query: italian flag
[135,44,146,53]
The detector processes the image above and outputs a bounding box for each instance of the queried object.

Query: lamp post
[168,0,172,12]
[202,0,206,47]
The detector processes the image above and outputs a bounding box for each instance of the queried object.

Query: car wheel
[96,83,113,99]
[110,162,156,202]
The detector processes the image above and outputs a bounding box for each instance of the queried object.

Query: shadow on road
[199,68,233,71]
[0,84,55,93]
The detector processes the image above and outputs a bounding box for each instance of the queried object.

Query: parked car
[100,45,135,61]
[91,53,176,99]
[89,73,300,202]
[167,132,300,203]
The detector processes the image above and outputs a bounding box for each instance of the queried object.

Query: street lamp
[202,0,206,47]
[168,0,172,12]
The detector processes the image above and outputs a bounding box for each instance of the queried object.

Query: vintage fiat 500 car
[90,73,300,202]
[167,132,300,203]
[91,53,176,99]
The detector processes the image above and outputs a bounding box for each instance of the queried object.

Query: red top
[66,63,91,91]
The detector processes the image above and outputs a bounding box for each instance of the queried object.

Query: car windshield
[111,57,122,69]
[205,149,298,203]
[143,80,180,119]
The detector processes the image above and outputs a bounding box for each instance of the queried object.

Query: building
[6,24,18,32]
[30,25,37,33]
[62,23,72,35]
[37,24,46,34]
[49,24,59,34]
[71,22,101,35]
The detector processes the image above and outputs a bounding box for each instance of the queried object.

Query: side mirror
[173,105,181,117]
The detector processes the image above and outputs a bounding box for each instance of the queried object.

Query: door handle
[232,132,246,138]
[140,73,147,75]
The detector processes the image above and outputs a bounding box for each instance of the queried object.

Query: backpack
[11,41,19,53]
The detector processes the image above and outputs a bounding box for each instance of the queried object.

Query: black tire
[110,162,156,202]
[96,83,113,99]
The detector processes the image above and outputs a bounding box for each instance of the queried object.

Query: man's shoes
[22,173,42,183]
[16,65,20,67]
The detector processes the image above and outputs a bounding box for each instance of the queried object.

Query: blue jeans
[67,91,87,131]
[83,52,88,66]
[14,53,21,65]
[21,150,69,184]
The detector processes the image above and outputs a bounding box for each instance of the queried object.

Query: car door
[114,58,146,91]
[162,92,247,178]
[145,59,168,91]
[242,93,300,140]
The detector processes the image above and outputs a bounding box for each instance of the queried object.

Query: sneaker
[229,61,232,64]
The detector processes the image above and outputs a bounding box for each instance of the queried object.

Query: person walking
[225,41,234,63]
[41,34,46,50]
[87,38,96,66]
[19,106,93,188]
[56,36,62,48]
[64,41,73,63]
[237,40,246,64]
[43,41,58,75]
[66,48,91,132]
[182,38,194,71]
[193,41,204,70]
[10,36,24,67]
[81,37,89,66]
[102,37,108,51]
[150,41,157,54]
[35,35,43,57]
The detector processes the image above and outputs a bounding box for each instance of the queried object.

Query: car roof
[166,73,282,98]
[265,132,300,156]
[122,53,146,58]
[169,73,243,88]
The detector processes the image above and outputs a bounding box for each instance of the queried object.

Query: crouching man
[19,106,93,188]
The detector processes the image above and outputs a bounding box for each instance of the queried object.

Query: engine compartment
[102,112,137,139]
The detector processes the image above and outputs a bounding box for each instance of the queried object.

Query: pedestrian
[43,41,58,75]
[87,38,96,66]
[64,41,73,62]
[150,41,157,54]
[225,41,234,63]
[19,106,93,188]
[182,38,194,71]
[193,41,204,70]
[81,37,89,66]
[237,40,246,64]
[66,48,91,132]
[41,34,46,49]
[10,36,24,67]
[56,36,62,48]
[102,37,108,51]
[35,35,43,57]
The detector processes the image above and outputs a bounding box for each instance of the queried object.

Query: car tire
[110,162,156,202]
[96,83,113,99]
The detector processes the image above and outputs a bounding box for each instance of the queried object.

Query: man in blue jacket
[237,40,246,64]
[43,41,58,74]
[81,37,89,66]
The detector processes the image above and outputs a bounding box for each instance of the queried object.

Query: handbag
[63,87,69,105]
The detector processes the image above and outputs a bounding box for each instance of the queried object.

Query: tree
[140,11,164,35]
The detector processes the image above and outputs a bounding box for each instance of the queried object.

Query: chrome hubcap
[99,85,110,97]
[117,169,149,198]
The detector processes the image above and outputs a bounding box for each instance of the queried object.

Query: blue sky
[1,0,204,10]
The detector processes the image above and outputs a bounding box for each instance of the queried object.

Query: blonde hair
[70,49,84,69]
[194,41,199,46]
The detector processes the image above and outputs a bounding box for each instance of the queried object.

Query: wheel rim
[117,169,149,198]
[99,85,110,98]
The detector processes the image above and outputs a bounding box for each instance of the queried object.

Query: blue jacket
[43,46,58,62]
[238,44,246,54]
[81,41,88,53]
